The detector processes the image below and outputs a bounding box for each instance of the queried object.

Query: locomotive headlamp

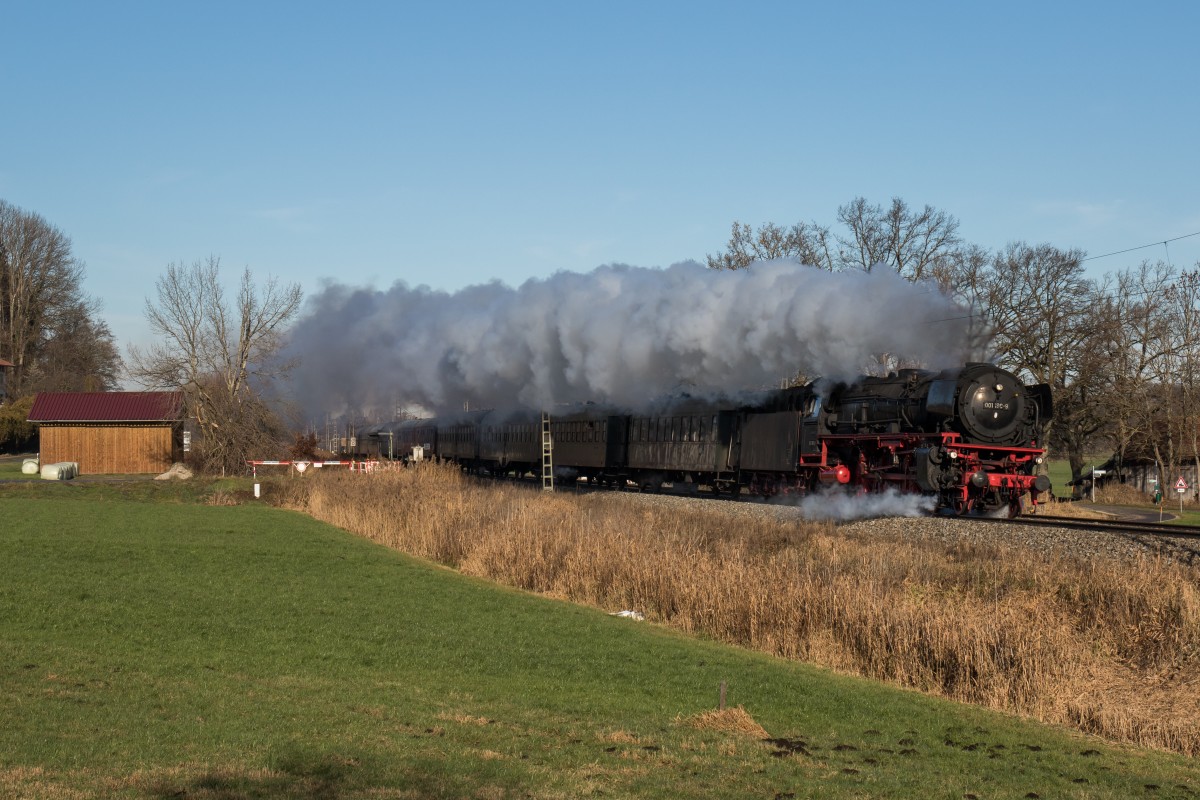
[948,451,958,459]
[995,383,1004,391]
[1035,456,1044,465]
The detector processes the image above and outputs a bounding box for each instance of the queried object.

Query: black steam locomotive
[370,363,1052,515]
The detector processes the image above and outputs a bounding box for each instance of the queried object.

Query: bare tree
[1158,268,1200,492]
[928,242,995,361]
[979,242,1102,485]
[25,299,123,392]
[0,200,98,395]
[706,220,835,270]
[1096,262,1177,483]
[708,197,962,282]
[835,197,962,279]
[127,257,303,474]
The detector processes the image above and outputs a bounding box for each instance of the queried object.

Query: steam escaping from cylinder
[283,259,975,418]
[789,487,939,520]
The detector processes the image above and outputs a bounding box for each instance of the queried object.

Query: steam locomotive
[368,363,1052,515]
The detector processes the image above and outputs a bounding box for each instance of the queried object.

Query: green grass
[0,458,34,478]
[1044,458,1200,524]
[1,489,1197,798]
[1046,459,1075,497]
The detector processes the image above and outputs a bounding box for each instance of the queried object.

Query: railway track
[971,512,1200,539]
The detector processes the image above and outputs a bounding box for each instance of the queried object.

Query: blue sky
[3,1,1199,357]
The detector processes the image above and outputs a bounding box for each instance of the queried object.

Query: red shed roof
[28,392,185,423]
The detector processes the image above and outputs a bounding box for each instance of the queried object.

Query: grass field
[2,482,1198,798]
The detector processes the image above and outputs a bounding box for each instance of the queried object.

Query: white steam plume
[788,488,938,521]
[283,260,973,417]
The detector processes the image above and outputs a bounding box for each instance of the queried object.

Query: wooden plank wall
[39,424,179,474]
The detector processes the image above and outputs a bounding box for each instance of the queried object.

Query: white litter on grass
[154,463,194,481]
[610,610,645,621]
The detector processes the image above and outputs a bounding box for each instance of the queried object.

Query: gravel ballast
[601,490,1200,570]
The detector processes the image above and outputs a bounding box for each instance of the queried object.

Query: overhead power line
[1082,230,1200,263]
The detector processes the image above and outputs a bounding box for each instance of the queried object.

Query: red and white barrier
[246,459,381,477]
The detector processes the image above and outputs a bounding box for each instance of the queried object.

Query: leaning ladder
[541,412,554,492]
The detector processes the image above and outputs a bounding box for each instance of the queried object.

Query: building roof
[28,391,185,423]
[0,358,13,367]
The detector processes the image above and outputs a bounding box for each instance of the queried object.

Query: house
[27,392,186,474]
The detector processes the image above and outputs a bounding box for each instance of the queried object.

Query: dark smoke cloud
[282,260,973,418]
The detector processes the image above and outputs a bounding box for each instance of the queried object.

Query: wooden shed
[27,392,186,474]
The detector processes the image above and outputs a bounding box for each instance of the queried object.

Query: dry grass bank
[284,463,1200,756]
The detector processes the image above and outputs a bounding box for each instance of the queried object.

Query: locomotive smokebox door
[954,365,1028,444]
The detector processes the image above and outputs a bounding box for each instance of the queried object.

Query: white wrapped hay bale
[22,458,39,475]
[40,462,77,480]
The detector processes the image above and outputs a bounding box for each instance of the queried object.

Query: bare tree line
[708,199,1200,489]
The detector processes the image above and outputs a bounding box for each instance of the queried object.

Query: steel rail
[965,513,1200,539]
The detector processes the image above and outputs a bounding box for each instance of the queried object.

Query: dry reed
[682,707,770,739]
[288,463,1200,756]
